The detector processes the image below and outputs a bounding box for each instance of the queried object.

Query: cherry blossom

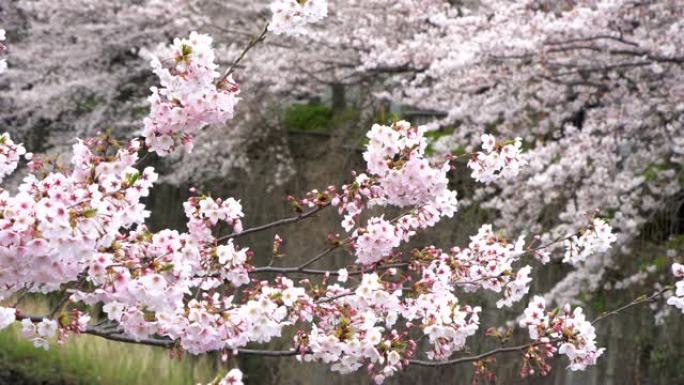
[195,196,244,231]
[21,318,58,350]
[562,218,617,265]
[353,216,401,265]
[298,272,411,382]
[269,0,328,36]
[143,32,240,156]
[337,268,348,283]
[468,134,526,184]
[217,369,244,385]
[336,121,459,264]
[0,133,27,183]
[520,296,605,371]
[497,265,533,309]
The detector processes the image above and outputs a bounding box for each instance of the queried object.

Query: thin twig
[253,244,340,274]
[251,262,409,276]
[216,22,270,86]
[217,204,330,242]
[410,340,555,367]
[591,286,672,325]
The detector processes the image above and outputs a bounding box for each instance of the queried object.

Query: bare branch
[217,203,330,242]
[591,286,672,325]
[410,340,554,367]
[251,262,409,276]
[216,22,270,85]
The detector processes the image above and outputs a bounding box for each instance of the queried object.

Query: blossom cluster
[0,125,274,356]
[299,270,481,383]
[269,0,328,36]
[666,263,684,312]
[354,216,401,265]
[298,270,478,383]
[74,210,263,352]
[0,117,618,383]
[144,32,240,156]
[562,218,617,265]
[279,118,617,382]
[0,135,156,299]
[332,121,458,265]
[410,225,533,310]
[183,196,239,243]
[0,133,27,183]
[299,273,409,382]
[467,134,525,184]
[21,318,58,350]
[520,296,605,371]
[403,283,481,362]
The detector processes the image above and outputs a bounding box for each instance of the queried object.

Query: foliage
[283,103,334,133]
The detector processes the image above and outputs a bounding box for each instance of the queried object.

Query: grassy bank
[0,307,219,385]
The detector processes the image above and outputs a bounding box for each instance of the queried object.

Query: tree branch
[251,262,408,276]
[217,203,330,242]
[591,286,672,325]
[216,22,270,85]
[252,244,340,274]
[16,314,298,356]
[409,340,554,367]
[14,287,672,369]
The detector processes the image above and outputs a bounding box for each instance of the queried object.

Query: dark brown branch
[253,244,340,274]
[251,262,409,276]
[545,34,639,47]
[217,204,330,242]
[410,340,554,367]
[591,286,671,325]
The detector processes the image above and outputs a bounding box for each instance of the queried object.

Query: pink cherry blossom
[143,32,240,156]
[563,218,617,265]
[269,0,327,36]
[0,17,661,384]
[468,134,526,183]
[0,133,27,183]
[217,369,244,385]
[520,297,605,371]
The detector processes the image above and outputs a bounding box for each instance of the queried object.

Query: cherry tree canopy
[0,1,683,384]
